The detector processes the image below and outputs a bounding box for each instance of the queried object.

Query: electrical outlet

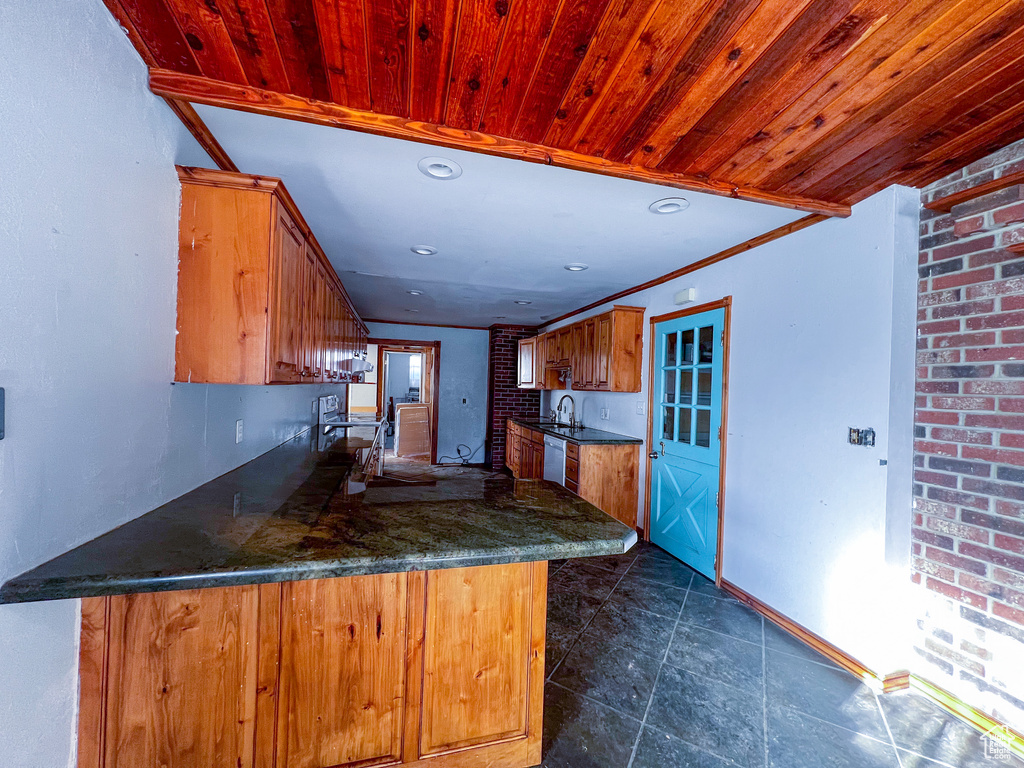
[462,398,467,405]
[600,408,610,420]
[233,492,242,516]
[635,401,645,415]
[235,419,243,444]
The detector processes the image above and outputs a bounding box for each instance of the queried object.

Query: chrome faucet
[556,394,577,430]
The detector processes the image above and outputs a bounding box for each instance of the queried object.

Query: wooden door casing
[97,587,261,768]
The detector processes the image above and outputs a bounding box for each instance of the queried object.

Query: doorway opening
[644,298,731,585]
[356,338,440,463]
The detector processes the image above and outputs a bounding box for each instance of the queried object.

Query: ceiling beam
[163,99,238,172]
[147,69,851,219]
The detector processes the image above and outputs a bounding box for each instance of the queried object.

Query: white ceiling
[194,105,804,328]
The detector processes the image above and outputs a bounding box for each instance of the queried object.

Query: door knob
[648,451,659,460]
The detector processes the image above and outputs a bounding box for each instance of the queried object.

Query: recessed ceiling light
[407,290,423,296]
[494,316,507,319]
[514,300,532,305]
[418,156,463,180]
[649,197,690,214]
[564,263,589,272]
[410,245,437,256]
[406,309,420,313]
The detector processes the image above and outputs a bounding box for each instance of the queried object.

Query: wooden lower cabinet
[574,443,640,528]
[505,420,544,480]
[78,562,547,768]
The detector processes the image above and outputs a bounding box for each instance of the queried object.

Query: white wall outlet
[235,419,243,444]
[233,492,242,516]
[600,408,610,420]
[635,401,645,415]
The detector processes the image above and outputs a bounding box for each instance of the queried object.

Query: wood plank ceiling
[104,0,1024,215]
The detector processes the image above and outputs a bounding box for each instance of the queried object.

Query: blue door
[649,307,725,580]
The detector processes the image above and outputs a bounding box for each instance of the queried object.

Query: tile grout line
[874,691,906,768]
[762,615,769,768]
[545,553,640,682]
[625,570,694,768]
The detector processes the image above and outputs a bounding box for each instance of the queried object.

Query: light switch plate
[635,401,645,415]
[235,419,243,444]
[600,408,610,420]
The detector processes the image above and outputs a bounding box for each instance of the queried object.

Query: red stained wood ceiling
[104,0,1024,216]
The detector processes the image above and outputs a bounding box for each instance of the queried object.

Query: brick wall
[915,137,1024,729]
[487,325,541,469]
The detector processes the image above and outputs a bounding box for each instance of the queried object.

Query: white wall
[367,323,490,464]
[541,186,919,675]
[0,3,345,765]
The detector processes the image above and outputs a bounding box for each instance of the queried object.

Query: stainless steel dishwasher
[543,435,566,486]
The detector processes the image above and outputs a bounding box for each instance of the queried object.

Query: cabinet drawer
[566,442,579,461]
[565,478,579,494]
[528,429,544,444]
[565,457,579,483]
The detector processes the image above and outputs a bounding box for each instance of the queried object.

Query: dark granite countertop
[0,429,636,604]
[511,419,643,445]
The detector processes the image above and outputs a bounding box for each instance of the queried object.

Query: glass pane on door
[665,332,678,366]
[662,407,675,441]
[680,368,694,405]
[699,326,714,363]
[680,329,694,365]
[697,369,712,407]
[678,409,692,445]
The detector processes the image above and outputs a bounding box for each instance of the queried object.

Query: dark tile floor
[542,540,1023,768]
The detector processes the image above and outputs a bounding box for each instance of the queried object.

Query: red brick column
[487,325,541,469]
[915,138,1024,726]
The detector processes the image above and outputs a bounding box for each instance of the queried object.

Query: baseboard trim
[882,670,911,693]
[720,580,877,683]
[719,579,1024,760]
[910,675,1024,760]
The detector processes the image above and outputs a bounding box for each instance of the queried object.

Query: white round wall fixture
[649,197,690,214]
[407,290,424,295]
[406,308,420,313]
[514,300,532,305]
[418,157,463,180]
[410,245,438,256]
[564,263,589,272]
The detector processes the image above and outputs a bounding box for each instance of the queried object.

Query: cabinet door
[272,575,408,768]
[517,338,537,388]
[595,313,613,390]
[542,332,556,366]
[269,207,305,383]
[100,587,261,768]
[416,564,532,756]
[311,261,328,381]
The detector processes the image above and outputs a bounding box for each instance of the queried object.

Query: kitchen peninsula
[0,430,635,768]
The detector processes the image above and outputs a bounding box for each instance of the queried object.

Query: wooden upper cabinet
[268,203,306,383]
[175,167,367,385]
[516,306,644,393]
[517,337,538,388]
